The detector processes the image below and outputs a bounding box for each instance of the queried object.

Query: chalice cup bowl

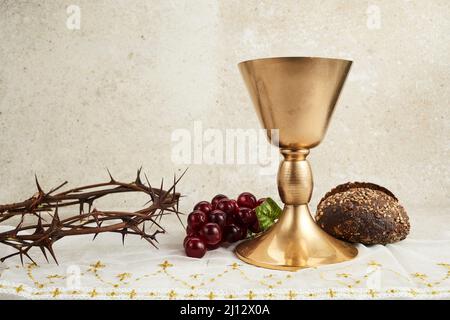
[235,57,358,271]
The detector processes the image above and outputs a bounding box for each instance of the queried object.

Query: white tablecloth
[0,208,449,299]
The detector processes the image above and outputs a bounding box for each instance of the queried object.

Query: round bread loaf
[315,182,410,245]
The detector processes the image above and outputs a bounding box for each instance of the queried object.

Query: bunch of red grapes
[184,192,266,258]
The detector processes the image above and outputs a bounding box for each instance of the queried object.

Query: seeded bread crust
[315,182,410,245]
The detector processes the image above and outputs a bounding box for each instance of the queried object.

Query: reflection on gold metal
[235,57,358,271]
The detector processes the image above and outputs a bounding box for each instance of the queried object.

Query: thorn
[142,199,153,207]
[135,167,143,184]
[51,204,61,228]
[159,178,166,202]
[24,251,36,265]
[172,173,184,228]
[14,217,24,233]
[147,217,165,232]
[145,238,158,249]
[92,210,101,227]
[175,209,184,229]
[173,173,176,197]
[144,174,156,203]
[131,225,158,249]
[35,174,44,193]
[45,244,58,265]
[106,168,115,182]
[19,251,24,266]
[173,167,188,187]
[0,252,20,263]
[39,246,49,263]
[160,168,187,203]
[33,214,45,235]
[121,228,127,245]
[46,181,68,196]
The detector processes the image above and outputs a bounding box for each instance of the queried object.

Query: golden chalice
[235,57,358,270]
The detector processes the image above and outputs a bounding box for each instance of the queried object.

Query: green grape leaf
[255,198,282,231]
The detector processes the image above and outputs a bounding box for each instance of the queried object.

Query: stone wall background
[0,1,448,223]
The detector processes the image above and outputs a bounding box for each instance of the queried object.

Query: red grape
[237,192,257,209]
[229,199,239,212]
[239,226,248,240]
[226,211,236,225]
[247,209,257,224]
[187,210,206,231]
[186,225,198,237]
[185,237,206,258]
[249,220,261,233]
[194,201,213,215]
[223,224,242,243]
[207,209,227,228]
[206,242,221,250]
[199,222,222,245]
[183,235,191,248]
[211,194,228,209]
[235,207,257,227]
[216,198,239,216]
[256,198,266,207]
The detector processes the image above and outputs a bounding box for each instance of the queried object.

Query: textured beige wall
[0,0,449,219]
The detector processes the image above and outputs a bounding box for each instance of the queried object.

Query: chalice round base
[235,205,358,271]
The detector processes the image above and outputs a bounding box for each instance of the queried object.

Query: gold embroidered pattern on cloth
[0,259,449,299]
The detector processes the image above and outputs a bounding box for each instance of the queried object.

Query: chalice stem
[277,149,313,206]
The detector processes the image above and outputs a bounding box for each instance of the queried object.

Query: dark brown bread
[315,182,410,245]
